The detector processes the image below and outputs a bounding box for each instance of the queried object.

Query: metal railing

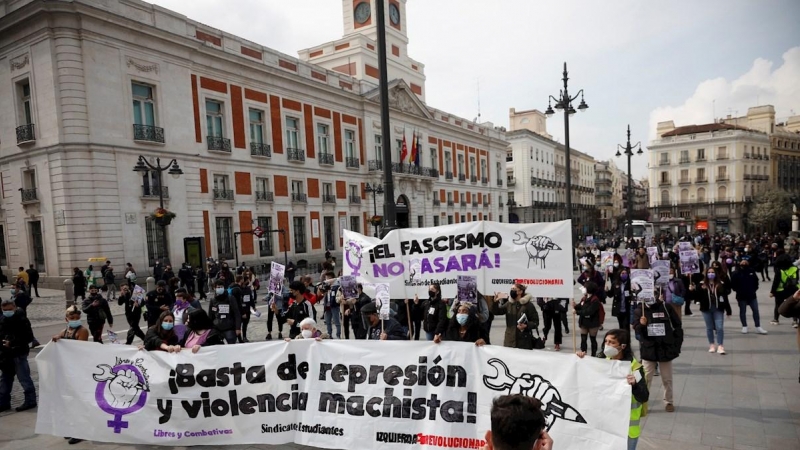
[256,191,274,202]
[20,187,38,203]
[658,179,671,185]
[368,160,383,171]
[445,171,454,180]
[250,142,271,158]
[458,173,466,182]
[318,152,334,165]
[16,123,35,144]
[679,158,690,164]
[322,194,337,204]
[213,189,234,201]
[345,157,360,168]
[207,136,231,152]
[133,124,165,143]
[142,185,169,198]
[470,176,478,183]
[481,177,488,185]
[291,193,307,203]
[287,148,306,162]
[349,195,361,204]
[447,200,454,206]
[659,160,671,166]
[433,198,441,206]
[472,200,479,207]
[695,177,707,183]
[507,177,516,186]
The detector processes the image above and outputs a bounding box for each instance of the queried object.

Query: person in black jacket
[573,281,602,356]
[730,258,767,335]
[362,302,408,340]
[633,297,683,413]
[608,268,633,340]
[442,303,487,345]
[25,265,40,298]
[0,298,37,412]
[180,309,224,352]
[81,285,113,343]
[407,294,425,341]
[196,267,208,300]
[118,284,146,345]
[690,267,730,354]
[72,267,87,303]
[178,263,195,296]
[539,297,564,351]
[161,265,175,284]
[422,283,448,342]
[208,279,241,344]
[343,284,371,339]
[145,280,175,328]
[232,276,254,343]
[143,311,180,352]
[285,281,313,339]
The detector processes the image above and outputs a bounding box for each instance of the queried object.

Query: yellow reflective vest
[629,359,644,439]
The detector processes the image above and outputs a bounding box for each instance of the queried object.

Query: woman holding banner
[493,284,539,349]
[143,311,181,352]
[443,303,487,346]
[180,309,224,352]
[422,283,449,342]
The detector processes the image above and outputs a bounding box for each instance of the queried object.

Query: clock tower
[298,0,426,101]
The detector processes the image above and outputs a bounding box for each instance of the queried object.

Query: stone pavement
[1,275,799,449]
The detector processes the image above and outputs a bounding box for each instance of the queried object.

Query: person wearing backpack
[769,254,799,327]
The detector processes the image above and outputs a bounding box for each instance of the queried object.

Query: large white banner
[342,220,573,299]
[36,340,629,449]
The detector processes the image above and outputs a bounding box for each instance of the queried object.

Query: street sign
[253,226,264,238]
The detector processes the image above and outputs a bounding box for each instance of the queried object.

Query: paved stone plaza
[1,278,798,450]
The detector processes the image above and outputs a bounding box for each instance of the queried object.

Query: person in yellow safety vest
[578,328,649,450]
[769,254,799,327]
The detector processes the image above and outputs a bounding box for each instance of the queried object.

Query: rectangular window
[345,129,356,159]
[469,157,476,175]
[447,215,453,225]
[249,109,264,144]
[447,192,453,202]
[659,153,669,164]
[697,148,706,160]
[349,184,359,198]
[697,168,705,180]
[433,216,440,227]
[213,174,229,191]
[445,152,452,170]
[350,216,360,234]
[205,100,224,137]
[291,180,304,194]
[17,80,33,125]
[680,169,688,181]
[660,171,668,182]
[323,216,335,251]
[257,217,273,257]
[293,217,307,253]
[481,160,487,178]
[396,139,403,160]
[457,154,465,176]
[374,135,382,161]
[318,123,330,154]
[418,216,424,228]
[718,166,727,178]
[322,183,333,196]
[430,148,437,170]
[145,217,169,266]
[0,225,6,266]
[286,116,300,150]
[132,82,155,126]
[255,177,270,195]
[717,146,727,159]
[215,217,234,260]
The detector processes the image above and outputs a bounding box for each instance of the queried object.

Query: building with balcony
[648,120,770,234]
[595,160,624,231]
[0,0,507,278]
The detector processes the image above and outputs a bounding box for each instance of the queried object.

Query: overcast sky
[148,0,800,179]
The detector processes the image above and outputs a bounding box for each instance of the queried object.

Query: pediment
[364,79,433,120]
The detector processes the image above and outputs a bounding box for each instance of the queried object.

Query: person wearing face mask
[343,283,371,340]
[285,281,313,339]
[443,304,487,346]
[422,283,449,343]
[0,298,37,413]
[713,260,733,317]
[145,280,175,328]
[769,254,798,327]
[287,317,328,341]
[494,284,539,349]
[117,285,145,345]
[171,288,193,341]
[361,302,408,340]
[577,262,607,304]
[81,285,113,344]
[208,279,242,344]
[573,281,602,356]
[730,258,767,335]
[52,306,90,342]
[633,289,683,413]
[690,267,730,354]
[608,268,633,339]
[577,329,649,449]
[143,311,181,352]
[634,247,651,269]
[180,309,224,352]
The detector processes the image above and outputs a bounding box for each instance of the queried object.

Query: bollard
[64,279,74,308]
[146,276,156,292]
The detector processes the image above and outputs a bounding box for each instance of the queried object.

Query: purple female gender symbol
[94,364,148,433]
[344,240,363,276]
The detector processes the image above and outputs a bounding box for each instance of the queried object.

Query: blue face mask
[2,310,14,318]
[161,322,174,331]
[68,320,81,328]
[456,313,469,325]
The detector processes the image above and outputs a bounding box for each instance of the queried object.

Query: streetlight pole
[545,63,588,246]
[133,156,183,264]
[375,0,396,238]
[616,125,643,240]
[365,182,384,237]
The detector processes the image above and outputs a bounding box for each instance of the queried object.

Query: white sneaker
[756,327,768,335]
[708,344,716,353]
[794,321,799,329]
[717,345,726,355]
[741,327,748,334]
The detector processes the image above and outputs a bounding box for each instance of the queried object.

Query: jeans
[222,329,237,344]
[324,307,341,339]
[702,308,725,345]
[628,437,639,450]
[738,298,761,327]
[0,355,36,406]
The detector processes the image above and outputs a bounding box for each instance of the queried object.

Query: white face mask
[301,329,313,339]
[215,288,225,295]
[669,274,674,280]
[604,345,621,358]
[613,262,619,268]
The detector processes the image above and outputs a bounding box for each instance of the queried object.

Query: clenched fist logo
[93,364,147,409]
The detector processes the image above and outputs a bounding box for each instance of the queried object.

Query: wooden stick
[406,299,413,339]
[572,306,577,353]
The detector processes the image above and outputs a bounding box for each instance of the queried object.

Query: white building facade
[504,129,557,223]
[0,0,507,279]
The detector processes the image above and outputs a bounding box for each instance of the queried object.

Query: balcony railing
[744,153,751,159]
[207,136,231,152]
[481,177,488,185]
[460,200,467,207]
[389,163,439,178]
[695,177,707,183]
[256,190,274,202]
[458,173,466,182]
[346,157,360,168]
[213,189,234,201]
[287,148,306,162]
[658,179,671,186]
[20,187,38,203]
[470,176,478,183]
[250,142,271,158]
[679,178,691,185]
[716,155,729,160]
[142,185,169,199]
[291,193,307,203]
[506,155,513,162]
[133,124,165,143]
[447,200,454,206]
[696,156,706,162]
[679,158,690,164]
[349,195,361,204]
[507,177,516,186]
[368,160,383,171]
[16,123,35,144]
[716,175,729,181]
[483,201,489,207]
[433,198,441,206]
[497,179,503,186]
[659,160,671,166]
[445,171,454,180]
[318,152,334,165]
[322,194,337,204]
[472,200,479,207]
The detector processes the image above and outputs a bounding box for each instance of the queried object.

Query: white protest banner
[342,220,573,299]
[269,262,285,295]
[630,269,655,303]
[651,260,671,287]
[35,340,629,449]
[679,250,700,274]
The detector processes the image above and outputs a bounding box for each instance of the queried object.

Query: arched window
[718,185,727,202]
[661,190,670,205]
[697,187,706,202]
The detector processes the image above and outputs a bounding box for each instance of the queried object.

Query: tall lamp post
[375,0,396,237]
[133,156,183,263]
[365,182,384,237]
[616,125,643,240]
[545,63,588,246]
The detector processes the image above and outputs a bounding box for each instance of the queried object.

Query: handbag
[668,281,685,306]
[532,329,545,350]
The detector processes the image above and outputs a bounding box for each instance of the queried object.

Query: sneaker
[708,344,716,353]
[741,327,748,334]
[665,403,675,413]
[756,327,768,335]
[15,403,36,412]
[770,320,779,325]
[265,334,272,340]
[716,346,726,355]
[554,344,561,351]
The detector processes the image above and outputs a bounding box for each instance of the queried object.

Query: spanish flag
[400,132,408,163]
[409,131,418,165]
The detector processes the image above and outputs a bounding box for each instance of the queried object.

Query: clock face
[389,3,400,25]
[354,2,370,24]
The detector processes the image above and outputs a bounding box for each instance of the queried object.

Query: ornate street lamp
[616,125,643,240]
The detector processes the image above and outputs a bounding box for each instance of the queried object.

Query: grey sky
[147,0,800,179]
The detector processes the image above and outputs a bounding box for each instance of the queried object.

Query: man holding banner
[361,302,407,340]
